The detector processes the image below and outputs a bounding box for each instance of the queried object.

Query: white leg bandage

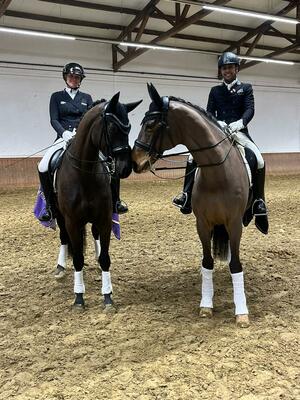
[231,272,248,315]
[74,271,85,294]
[102,271,112,294]
[200,267,214,308]
[57,244,68,268]
[94,239,100,260]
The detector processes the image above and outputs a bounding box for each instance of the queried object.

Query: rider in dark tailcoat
[49,88,93,141]
[173,52,268,234]
[38,62,128,221]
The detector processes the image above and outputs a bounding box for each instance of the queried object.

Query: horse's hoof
[199,307,213,318]
[72,303,85,312]
[54,265,66,280]
[103,303,117,314]
[236,314,250,328]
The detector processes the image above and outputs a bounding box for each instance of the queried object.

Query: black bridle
[135,96,169,160]
[66,104,131,174]
[103,109,131,155]
[134,97,235,175]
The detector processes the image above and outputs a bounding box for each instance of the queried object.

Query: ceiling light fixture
[119,41,191,51]
[0,26,75,40]
[239,55,294,65]
[167,0,299,25]
[0,26,296,66]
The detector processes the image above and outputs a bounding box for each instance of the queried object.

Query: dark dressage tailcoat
[206,81,255,139]
[49,90,93,140]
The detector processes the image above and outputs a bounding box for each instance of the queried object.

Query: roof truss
[2,0,300,71]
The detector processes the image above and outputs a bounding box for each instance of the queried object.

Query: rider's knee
[257,157,264,170]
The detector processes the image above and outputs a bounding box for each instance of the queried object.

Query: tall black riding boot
[38,171,54,221]
[111,176,128,214]
[252,165,269,234]
[172,159,196,214]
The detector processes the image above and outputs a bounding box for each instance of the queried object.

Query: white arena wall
[0,35,299,186]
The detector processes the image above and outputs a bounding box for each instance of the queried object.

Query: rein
[65,149,114,175]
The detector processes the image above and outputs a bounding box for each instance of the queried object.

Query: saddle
[49,148,65,177]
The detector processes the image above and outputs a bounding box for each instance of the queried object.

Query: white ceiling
[1,0,299,66]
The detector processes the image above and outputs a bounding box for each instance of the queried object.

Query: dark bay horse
[132,83,250,327]
[55,92,142,310]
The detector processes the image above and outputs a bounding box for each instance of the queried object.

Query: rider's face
[66,73,81,89]
[220,64,238,83]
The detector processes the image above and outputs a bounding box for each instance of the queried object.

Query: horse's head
[132,83,173,173]
[95,92,142,179]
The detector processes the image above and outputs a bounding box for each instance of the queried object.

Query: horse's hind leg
[227,218,249,328]
[91,224,100,260]
[65,219,85,309]
[97,223,114,311]
[55,212,69,279]
[197,220,214,318]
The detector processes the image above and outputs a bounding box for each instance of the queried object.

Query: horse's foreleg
[97,223,114,311]
[197,220,214,318]
[91,224,101,260]
[65,220,85,309]
[227,219,249,328]
[55,212,69,279]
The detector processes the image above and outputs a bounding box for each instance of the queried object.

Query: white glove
[62,130,75,142]
[228,119,244,133]
[217,120,228,130]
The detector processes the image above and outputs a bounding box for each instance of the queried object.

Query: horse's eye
[146,120,156,129]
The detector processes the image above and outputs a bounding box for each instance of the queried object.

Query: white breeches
[38,138,65,173]
[233,131,264,169]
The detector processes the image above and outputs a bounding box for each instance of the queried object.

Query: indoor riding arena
[0,1,299,399]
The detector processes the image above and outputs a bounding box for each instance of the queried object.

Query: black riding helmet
[218,52,240,69]
[62,62,86,84]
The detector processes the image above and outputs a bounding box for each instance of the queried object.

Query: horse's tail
[67,226,87,258]
[213,225,229,261]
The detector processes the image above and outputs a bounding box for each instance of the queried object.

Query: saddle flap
[48,148,65,175]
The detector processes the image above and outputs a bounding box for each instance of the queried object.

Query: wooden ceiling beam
[35,0,296,42]
[3,10,300,55]
[225,0,299,52]
[269,26,295,44]
[116,0,160,42]
[0,0,12,18]
[115,0,232,70]
[240,42,300,70]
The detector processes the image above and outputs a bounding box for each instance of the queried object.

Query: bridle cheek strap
[134,96,170,159]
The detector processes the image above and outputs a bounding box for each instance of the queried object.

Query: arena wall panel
[0,153,299,189]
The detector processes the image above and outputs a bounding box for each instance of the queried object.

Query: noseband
[134,96,169,160]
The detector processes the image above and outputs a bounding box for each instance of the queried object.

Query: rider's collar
[65,87,79,99]
[223,78,240,91]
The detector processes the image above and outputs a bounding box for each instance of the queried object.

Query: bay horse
[132,83,250,327]
[55,92,142,310]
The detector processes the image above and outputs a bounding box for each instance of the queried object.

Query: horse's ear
[106,91,120,113]
[124,99,143,113]
[147,82,163,108]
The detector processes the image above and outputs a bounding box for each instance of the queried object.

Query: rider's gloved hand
[62,130,74,142]
[228,119,244,133]
[217,120,228,130]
